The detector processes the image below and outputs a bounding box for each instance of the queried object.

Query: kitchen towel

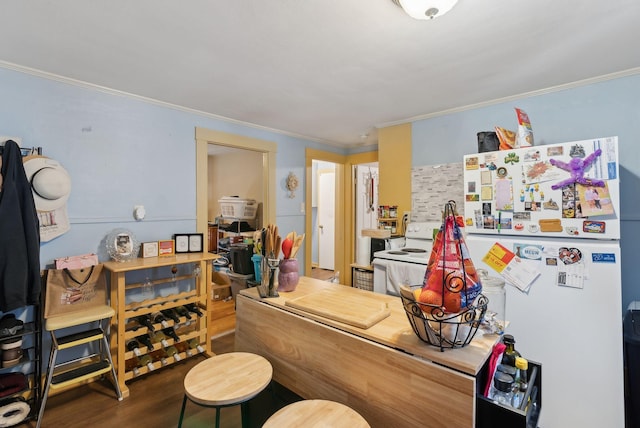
[385,260,427,296]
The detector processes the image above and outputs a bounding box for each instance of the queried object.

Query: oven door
[372,258,427,296]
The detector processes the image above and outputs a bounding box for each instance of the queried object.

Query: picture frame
[188,233,204,253]
[173,234,190,253]
[141,241,159,258]
[158,239,175,257]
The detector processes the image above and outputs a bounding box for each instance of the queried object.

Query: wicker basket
[400,285,488,351]
[353,268,373,291]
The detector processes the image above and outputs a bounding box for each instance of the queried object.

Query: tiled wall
[411,162,463,222]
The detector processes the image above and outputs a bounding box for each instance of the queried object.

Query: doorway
[195,127,277,258]
[315,162,336,271]
[354,163,379,266]
[305,149,345,281]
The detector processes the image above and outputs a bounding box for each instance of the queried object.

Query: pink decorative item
[277,258,299,292]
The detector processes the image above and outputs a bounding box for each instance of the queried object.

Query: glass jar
[490,371,515,406]
[478,269,506,334]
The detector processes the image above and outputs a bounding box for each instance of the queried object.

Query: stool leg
[36,334,59,428]
[215,407,220,428]
[101,328,123,400]
[240,402,248,428]
[178,394,188,428]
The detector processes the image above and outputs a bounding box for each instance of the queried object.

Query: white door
[318,169,335,270]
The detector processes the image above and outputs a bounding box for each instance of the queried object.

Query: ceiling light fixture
[391,0,458,19]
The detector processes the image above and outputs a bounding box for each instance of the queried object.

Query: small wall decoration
[188,233,204,252]
[105,228,139,262]
[286,171,299,198]
[158,240,175,257]
[173,234,190,253]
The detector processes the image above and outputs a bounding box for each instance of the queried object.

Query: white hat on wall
[22,156,71,212]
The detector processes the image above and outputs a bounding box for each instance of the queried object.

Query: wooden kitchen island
[235,277,500,428]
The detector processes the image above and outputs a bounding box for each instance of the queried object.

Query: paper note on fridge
[482,242,541,292]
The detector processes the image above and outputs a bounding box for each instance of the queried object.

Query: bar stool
[178,352,272,428]
[37,305,122,428]
[263,399,370,428]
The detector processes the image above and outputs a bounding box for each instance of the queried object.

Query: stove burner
[402,248,427,253]
[388,251,409,255]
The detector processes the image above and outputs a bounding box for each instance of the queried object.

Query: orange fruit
[443,291,461,313]
[419,289,442,305]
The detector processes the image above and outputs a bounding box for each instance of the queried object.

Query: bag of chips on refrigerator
[515,107,534,147]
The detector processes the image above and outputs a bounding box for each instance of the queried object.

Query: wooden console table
[104,252,217,398]
[236,277,500,427]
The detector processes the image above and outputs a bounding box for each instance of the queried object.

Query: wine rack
[104,252,217,398]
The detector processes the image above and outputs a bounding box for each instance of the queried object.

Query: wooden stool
[263,399,370,428]
[178,352,272,428]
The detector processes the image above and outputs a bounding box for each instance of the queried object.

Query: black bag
[477,131,499,153]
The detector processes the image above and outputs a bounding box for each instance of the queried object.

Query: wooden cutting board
[285,289,391,329]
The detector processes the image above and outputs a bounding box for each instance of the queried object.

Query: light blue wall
[0,66,343,272]
[411,73,640,311]
[0,66,343,362]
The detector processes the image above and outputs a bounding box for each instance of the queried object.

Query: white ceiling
[1,1,639,148]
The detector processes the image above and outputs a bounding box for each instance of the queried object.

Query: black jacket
[0,140,41,311]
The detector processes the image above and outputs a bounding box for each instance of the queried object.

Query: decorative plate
[105,228,140,262]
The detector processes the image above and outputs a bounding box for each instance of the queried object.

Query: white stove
[373,221,441,265]
[372,222,441,295]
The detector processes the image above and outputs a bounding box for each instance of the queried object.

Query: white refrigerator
[462,137,623,427]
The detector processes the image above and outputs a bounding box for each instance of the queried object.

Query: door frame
[305,149,345,279]
[195,127,277,250]
[345,151,379,278]
[305,149,378,285]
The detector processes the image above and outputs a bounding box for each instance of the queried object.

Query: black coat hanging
[0,140,41,311]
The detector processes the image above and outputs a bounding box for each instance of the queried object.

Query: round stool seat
[263,399,370,428]
[184,352,272,406]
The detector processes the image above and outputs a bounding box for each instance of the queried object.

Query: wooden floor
[310,267,336,282]
[32,334,244,428]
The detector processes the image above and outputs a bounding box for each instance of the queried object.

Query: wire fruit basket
[400,285,488,352]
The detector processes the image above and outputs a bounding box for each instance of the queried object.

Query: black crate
[476,360,542,428]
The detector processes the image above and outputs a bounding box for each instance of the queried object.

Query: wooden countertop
[239,277,497,376]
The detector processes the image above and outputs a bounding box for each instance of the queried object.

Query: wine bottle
[166,346,182,362]
[162,327,180,342]
[153,349,169,366]
[185,303,204,317]
[137,334,154,351]
[152,331,170,348]
[161,308,180,324]
[125,357,141,376]
[175,306,192,320]
[136,315,155,332]
[152,312,170,328]
[175,341,189,355]
[126,339,142,357]
[138,354,155,372]
[188,338,205,354]
[501,334,522,367]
